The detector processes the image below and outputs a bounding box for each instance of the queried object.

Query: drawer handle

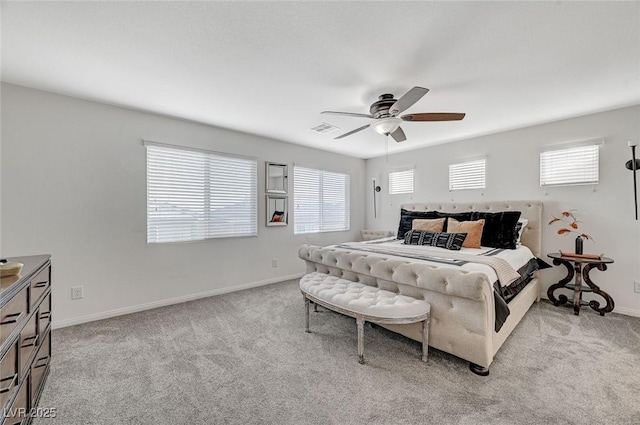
[40,311,52,320]
[34,281,49,288]
[0,373,17,393]
[0,311,24,325]
[34,355,50,369]
[21,334,38,348]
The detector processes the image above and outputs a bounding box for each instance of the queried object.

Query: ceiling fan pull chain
[386,134,389,163]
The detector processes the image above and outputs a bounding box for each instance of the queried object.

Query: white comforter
[329,237,535,288]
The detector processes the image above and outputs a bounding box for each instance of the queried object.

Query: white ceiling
[2,1,639,159]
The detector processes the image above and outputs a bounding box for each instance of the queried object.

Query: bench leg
[313,302,318,313]
[356,315,365,364]
[421,317,429,363]
[305,297,310,333]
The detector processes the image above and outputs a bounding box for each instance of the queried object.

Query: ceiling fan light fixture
[371,117,402,135]
[322,86,465,141]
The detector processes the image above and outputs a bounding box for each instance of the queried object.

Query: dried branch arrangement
[548,210,593,241]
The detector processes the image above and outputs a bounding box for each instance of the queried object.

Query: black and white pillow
[397,209,476,239]
[515,218,528,245]
[404,229,467,250]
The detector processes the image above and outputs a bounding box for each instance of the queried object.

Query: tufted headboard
[400,201,543,257]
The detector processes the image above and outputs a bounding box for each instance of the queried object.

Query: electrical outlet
[71,285,84,300]
[272,259,278,268]
[634,281,640,294]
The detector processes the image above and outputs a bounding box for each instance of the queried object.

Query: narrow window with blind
[449,159,486,191]
[540,143,599,186]
[389,169,414,194]
[294,166,350,234]
[145,142,257,243]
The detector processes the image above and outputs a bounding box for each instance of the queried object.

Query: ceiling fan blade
[389,87,429,116]
[321,111,373,119]
[334,124,370,139]
[401,112,466,122]
[390,126,407,143]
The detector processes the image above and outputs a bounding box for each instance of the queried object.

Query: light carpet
[35,279,640,424]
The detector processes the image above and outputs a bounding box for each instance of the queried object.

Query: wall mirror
[266,162,288,194]
[266,195,288,226]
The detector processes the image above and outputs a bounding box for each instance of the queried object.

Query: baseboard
[611,306,640,318]
[53,277,639,329]
[539,294,640,318]
[52,272,305,329]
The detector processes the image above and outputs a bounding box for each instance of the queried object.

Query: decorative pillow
[470,211,522,249]
[446,218,485,248]
[397,209,440,239]
[515,218,529,245]
[412,218,446,232]
[403,229,467,251]
[438,211,474,230]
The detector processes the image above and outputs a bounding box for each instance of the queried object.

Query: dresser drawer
[31,330,51,404]
[0,286,28,346]
[3,373,29,425]
[30,266,51,309]
[0,340,19,411]
[19,314,38,374]
[38,293,52,334]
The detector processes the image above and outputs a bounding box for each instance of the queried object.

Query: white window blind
[294,166,350,234]
[449,159,486,191]
[146,143,257,243]
[389,169,414,194]
[540,144,599,186]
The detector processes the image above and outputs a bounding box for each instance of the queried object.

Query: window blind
[294,166,350,234]
[146,143,257,243]
[449,159,486,191]
[389,169,414,194]
[540,144,599,186]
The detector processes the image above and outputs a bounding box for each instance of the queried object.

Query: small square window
[449,159,486,191]
[389,169,414,194]
[540,144,599,186]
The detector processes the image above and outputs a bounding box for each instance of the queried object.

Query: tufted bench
[300,272,431,364]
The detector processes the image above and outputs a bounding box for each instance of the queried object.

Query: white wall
[0,83,366,326]
[366,105,640,316]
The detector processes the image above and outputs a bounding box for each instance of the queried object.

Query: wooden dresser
[1,255,52,425]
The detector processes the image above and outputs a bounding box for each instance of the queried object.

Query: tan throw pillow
[447,218,485,248]
[412,218,446,232]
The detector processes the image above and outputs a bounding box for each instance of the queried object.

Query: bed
[298,201,543,375]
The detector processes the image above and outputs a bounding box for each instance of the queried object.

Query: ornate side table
[546,253,614,316]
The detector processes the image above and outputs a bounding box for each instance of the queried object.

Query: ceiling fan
[322,86,465,142]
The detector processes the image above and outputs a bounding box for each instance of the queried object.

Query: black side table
[547,253,614,316]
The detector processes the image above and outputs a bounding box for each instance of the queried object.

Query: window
[540,144,599,186]
[449,159,486,191]
[389,169,414,194]
[294,166,350,234]
[145,142,257,243]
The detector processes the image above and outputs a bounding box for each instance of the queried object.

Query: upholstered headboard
[400,201,543,257]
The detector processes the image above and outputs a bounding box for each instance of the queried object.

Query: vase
[575,236,583,255]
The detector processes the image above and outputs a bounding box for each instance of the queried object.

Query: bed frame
[298,201,543,375]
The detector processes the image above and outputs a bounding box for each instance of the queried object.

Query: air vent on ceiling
[310,122,339,134]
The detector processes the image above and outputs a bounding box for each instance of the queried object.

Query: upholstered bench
[300,272,431,364]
